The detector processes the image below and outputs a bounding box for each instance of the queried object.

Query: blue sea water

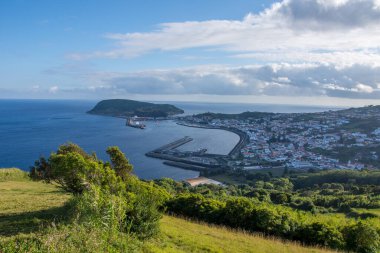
[0,99,342,180]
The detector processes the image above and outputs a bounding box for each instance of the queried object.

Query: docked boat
[126,118,145,129]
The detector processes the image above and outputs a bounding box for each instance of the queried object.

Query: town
[148,105,380,173]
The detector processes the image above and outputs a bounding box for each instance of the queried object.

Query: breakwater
[176,122,249,158]
[145,122,248,173]
[163,161,208,172]
[152,136,193,152]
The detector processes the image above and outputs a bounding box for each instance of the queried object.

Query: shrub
[165,193,380,251]
[222,198,254,228]
[298,222,344,249]
[124,178,168,238]
[344,221,380,253]
[29,143,165,240]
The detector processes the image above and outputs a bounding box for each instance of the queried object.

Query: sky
[1,0,380,106]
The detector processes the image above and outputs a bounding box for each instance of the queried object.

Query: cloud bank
[65,0,380,101]
[79,63,376,99]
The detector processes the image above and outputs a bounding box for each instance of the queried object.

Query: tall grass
[143,215,337,253]
[0,223,142,253]
[0,168,28,182]
[0,179,339,253]
[0,179,142,253]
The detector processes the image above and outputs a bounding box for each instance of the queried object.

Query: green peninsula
[88,99,184,118]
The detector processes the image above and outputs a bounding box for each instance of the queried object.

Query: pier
[152,136,193,152]
[163,161,208,172]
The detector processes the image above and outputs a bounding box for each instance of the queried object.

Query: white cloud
[234,50,380,68]
[69,0,380,67]
[273,0,380,30]
[81,63,379,99]
[61,0,380,102]
[49,86,59,94]
[356,83,374,93]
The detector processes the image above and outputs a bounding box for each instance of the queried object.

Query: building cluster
[182,106,380,170]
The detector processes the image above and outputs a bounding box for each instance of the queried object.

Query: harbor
[145,124,249,173]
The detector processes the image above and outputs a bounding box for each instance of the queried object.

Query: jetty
[152,136,193,152]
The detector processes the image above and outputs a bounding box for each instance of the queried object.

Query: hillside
[145,216,334,253]
[0,169,333,253]
[88,99,184,118]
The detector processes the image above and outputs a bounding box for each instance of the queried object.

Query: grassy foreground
[0,169,335,253]
[145,216,335,253]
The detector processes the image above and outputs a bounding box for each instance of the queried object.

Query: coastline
[176,121,249,158]
[145,121,247,173]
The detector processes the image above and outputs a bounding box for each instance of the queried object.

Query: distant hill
[88,99,184,118]
[194,111,274,120]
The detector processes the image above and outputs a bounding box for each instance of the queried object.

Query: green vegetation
[0,168,28,181]
[311,146,380,167]
[1,144,380,252]
[163,192,379,252]
[207,172,248,185]
[88,99,184,118]
[194,111,273,121]
[334,117,380,134]
[293,169,380,188]
[144,215,334,253]
[201,168,380,213]
[1,143,166,252]
[0,179,71,235]
[0,168,334,253]
[154,169,380,252]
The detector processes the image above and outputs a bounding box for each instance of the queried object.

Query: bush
[165,193,380,251]
[124,178,168,238]
[29,143,165,240]
[298,222,344,249]
[344,221,380,253]
[223,198,254,228]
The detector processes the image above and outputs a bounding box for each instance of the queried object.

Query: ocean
[0,99,342,180]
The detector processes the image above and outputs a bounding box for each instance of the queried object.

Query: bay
[0,99,341,180]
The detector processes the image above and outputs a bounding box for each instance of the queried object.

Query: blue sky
[1,0,380,106]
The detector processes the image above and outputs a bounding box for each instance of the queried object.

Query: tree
[29,156,51,181]
[49,151,97,193]
[270,192,290,204]
[29,143,164,239]
[106,146,133,180]
[57,142,95,160]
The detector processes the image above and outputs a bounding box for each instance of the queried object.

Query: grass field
[209,167,285,185]
[144,216,336,253]
[0,179,71,236]
[0,169,335,253]
[209,173,248,185]
[0,168,29,182]
[352,208,380,218]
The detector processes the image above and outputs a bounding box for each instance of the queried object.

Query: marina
[145,123,249,173]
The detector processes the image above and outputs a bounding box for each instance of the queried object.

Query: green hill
[88,99,184,118]
[0,169,332,253]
